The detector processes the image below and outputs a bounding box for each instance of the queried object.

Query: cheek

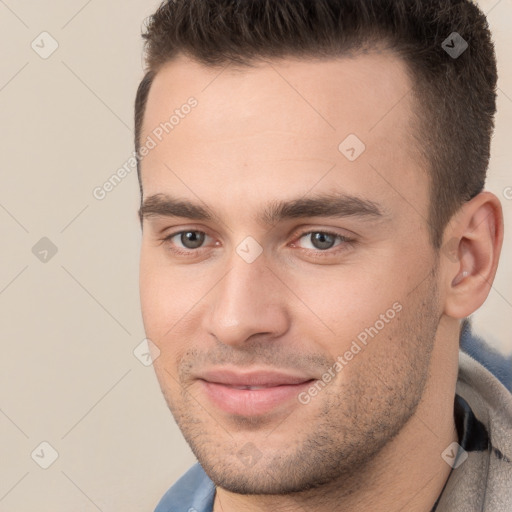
[288,271,400,344]
[139,253,163,333]
[139,248,206,374]
[139,247,187,332]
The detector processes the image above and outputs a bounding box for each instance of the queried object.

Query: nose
[203,249,290,347]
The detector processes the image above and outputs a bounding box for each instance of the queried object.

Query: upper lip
[197,369,314,387]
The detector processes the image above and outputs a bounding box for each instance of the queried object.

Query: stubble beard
[157,268,441,498]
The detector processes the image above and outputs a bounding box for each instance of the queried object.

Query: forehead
[140,52,428,218]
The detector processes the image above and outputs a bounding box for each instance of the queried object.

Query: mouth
[196,369,316,416]
[223,385,284,390]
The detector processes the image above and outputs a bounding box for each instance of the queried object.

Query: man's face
[139,52,442,493]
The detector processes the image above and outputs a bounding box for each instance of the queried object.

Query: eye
[291,230,353,254]
[163,230,213,255]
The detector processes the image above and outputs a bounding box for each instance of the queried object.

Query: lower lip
[200,380,315,416]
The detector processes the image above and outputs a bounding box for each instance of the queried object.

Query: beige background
[0,1,510,510]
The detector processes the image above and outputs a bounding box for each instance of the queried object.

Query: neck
[214,319,460,512]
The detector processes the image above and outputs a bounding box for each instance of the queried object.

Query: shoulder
[154,463,215,512]
[436,323,512,511]
[457,320,512,467]
[459,318,512,392]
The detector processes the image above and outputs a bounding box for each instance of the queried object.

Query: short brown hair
[134,0,497,248]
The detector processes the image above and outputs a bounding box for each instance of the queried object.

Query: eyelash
[160,229,354,259]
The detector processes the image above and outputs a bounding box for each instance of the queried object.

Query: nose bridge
[205,248,289,346]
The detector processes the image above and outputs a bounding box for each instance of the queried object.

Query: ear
[441,191,504,319]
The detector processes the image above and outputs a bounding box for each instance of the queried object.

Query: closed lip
[196,368,315,388]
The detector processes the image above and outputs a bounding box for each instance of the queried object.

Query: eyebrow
[139,192,387,227]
